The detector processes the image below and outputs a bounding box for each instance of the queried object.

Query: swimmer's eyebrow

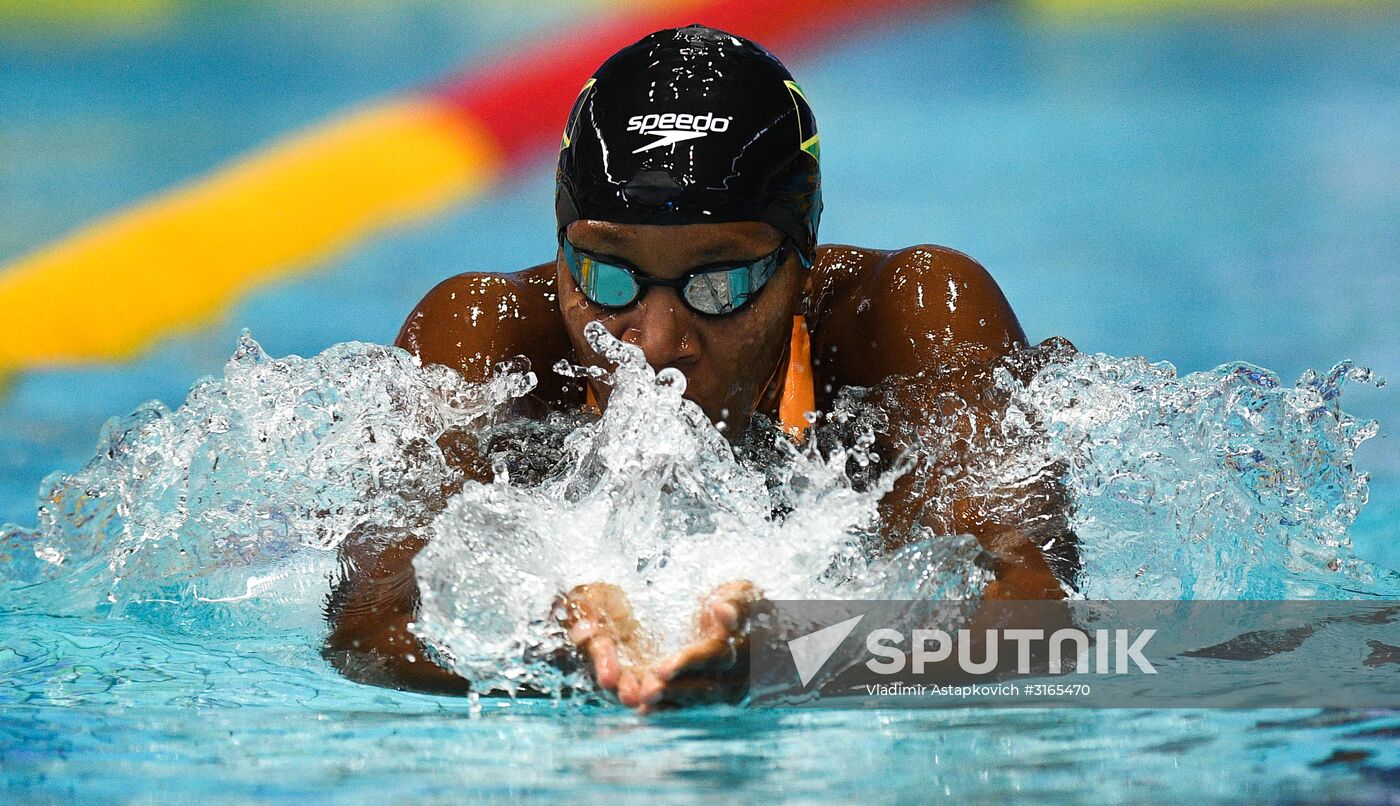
[690,241,776,264]
[573,244,640,270]
[569,236,779,282]
[582,228,775,265]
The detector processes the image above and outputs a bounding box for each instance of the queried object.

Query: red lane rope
[433,0,940,166]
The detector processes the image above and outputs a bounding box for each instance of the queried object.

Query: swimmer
[325,25,1077,709]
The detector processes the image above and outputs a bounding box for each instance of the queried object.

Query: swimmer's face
[557,220,807,438]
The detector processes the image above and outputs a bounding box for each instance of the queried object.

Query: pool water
[7,611,1399,803]
[3,2,1400,802]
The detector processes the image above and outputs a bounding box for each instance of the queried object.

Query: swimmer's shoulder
[395,264,573,394]
[808,244,1027,390]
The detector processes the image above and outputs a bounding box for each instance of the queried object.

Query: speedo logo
[627,112,732,154]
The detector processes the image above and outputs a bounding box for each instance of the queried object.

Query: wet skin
[325,221,1075,708]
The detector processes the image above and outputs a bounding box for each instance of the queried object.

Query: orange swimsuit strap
[584,316,815,439]
[777,314,815,439]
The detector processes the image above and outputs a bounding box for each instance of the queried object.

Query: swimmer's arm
[326,269,578,692]
[326,268,580,692]
[853,246,1078,599]
[944,445,1078,600]
[322,409,502,692]
[323,529,472,694]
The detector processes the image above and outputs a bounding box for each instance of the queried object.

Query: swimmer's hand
[558,580,761,713]
[637,580,760,713]
[558,582,655,707]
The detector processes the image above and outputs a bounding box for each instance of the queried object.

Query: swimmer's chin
[684,389,766,441]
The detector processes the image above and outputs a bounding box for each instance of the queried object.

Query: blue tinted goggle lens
[568,245,640,307]
[561,237,787,316]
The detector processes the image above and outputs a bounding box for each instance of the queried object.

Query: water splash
[409,322,982,694]
[0,333,530,633]
[1000,354,1395,599]
[1,326,1393,695]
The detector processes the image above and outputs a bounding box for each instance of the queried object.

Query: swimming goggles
[560,236,806,316]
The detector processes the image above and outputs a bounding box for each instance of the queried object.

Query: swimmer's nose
[621,293,699,371]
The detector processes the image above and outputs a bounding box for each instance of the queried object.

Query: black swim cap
[556,25,822,262]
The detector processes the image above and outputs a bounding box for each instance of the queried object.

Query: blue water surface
[2,2,1399,802]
